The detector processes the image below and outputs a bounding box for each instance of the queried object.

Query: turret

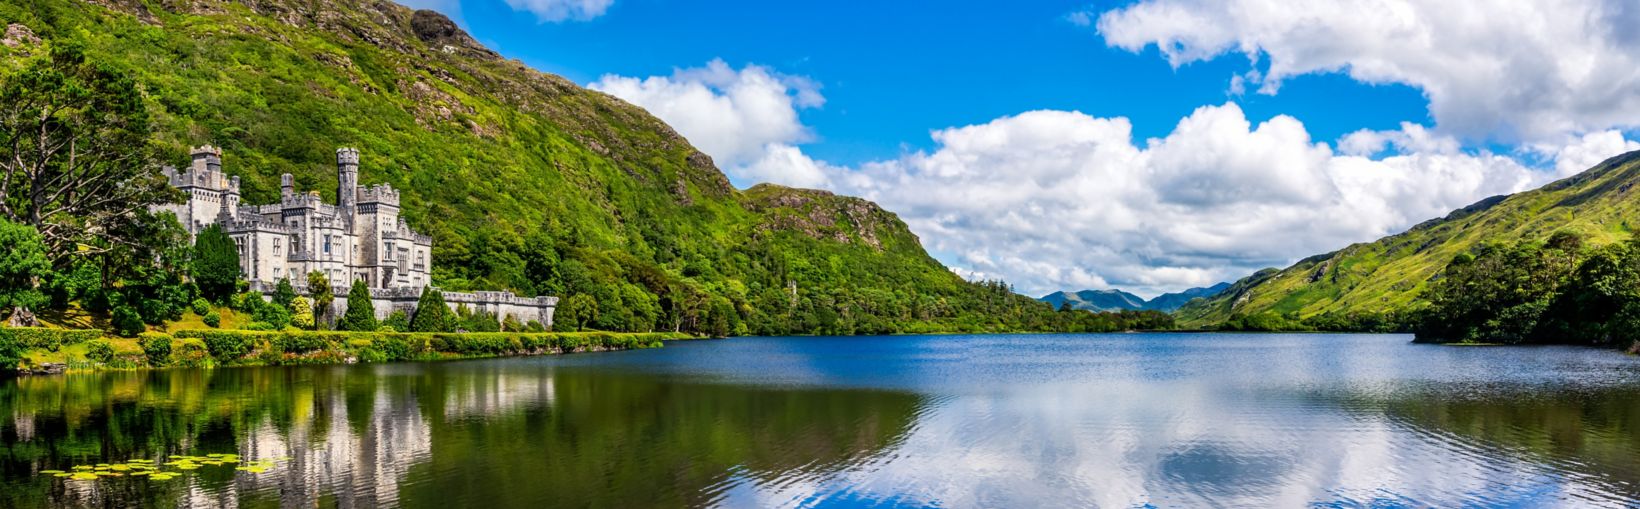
[337,148,360,212]
[190,145,222,174]
[280,173,295,199]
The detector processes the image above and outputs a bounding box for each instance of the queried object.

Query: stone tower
[337,148,360,214]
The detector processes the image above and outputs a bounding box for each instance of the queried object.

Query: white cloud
[503,0,613,22]
[827,104,1569,297]
[588,60,828,188]
[1091,0,1640,143]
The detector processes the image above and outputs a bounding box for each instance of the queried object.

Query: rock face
[409,9,497,59]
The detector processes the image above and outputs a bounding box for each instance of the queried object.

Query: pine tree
[409,286,453,332]
[336,279,376,331]
[192,224,240,302]
[273,277,296,310]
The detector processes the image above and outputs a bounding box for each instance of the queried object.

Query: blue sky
[403,0,1640,298]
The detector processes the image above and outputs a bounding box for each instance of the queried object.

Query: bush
[337,279,376,331]
[253,301,292,329]
[187,330,259,362]
[290,296,315,329]
[139,333,173,366]
[172,339,210,367]
[0,328,102,351]
[203,310,222,328]
[0,332,20,373]
[271,331,332,354]
[191,298,211,316]
[382,310,410,332]
[243,321,275,331]
[86,340,116,364]
[112,306,145,337]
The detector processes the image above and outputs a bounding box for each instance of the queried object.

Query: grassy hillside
[0,0,1066,335]
[1178,152,1640,327]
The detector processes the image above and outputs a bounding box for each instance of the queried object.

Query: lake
[3,333,1639,508]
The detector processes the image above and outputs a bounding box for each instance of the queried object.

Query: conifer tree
[192,224,240,302]
[336,279,376,331]
[409,286,454,332]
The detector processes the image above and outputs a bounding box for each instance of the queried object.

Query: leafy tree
[0,39,175,257]
[192,225,240,302]
[336,279,376,331]
[306,271,333,325]
[111,305,144,337]
[409,287,453,332]
[556,294,597,332]
[502,313,523,332]
[0,218,49,325]
[252,300,291,330]
[289,296,315,329]
[272,278,296,311]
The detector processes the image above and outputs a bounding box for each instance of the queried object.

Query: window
[273,237,281,256]
[384,242,394,260]
[323,235,332,255]
[274,267,281,278]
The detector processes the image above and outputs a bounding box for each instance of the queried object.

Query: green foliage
[0,327,100,351]
[0,218,49,315]
[272,278,296,310]
[202,309,221,328]
[557,294,597,332]
[85,340,115,364]
[1414,233,1640,346]
[191,330,257,361]
[0,38,174,259]
[111,306,144,337]
[252,299,291,329]
[139,332,173,366]
[192,224,241,302]
[289,296,314,329]
[408,287,452,332]
[337,279,377,331]
[306,271,333,323]
[0,331,18,372]
[382,310,410,332]
[190,298,211,316]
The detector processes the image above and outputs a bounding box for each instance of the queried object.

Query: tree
[555,294,597,332]
[0,218,49,326]
[0,40,176,258]
[382,310,410,332]
[306,271,333,325]
[192,224,240,302]
[290,296,315,329]
[409,287,453,332]
[272,278,296,311]
[337,279,377,331]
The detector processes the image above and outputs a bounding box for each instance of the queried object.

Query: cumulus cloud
[1091,0,1640,142]
[589,60,828,187]
[503,0,613,22]
[828,104,1563,297]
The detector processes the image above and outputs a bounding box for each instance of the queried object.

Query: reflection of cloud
[715,380,1633,507]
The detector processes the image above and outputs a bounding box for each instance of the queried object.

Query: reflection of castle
[155,145,556,326]
[158,145,432,290]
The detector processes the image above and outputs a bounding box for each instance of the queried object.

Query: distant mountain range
[1040,283,1231,313]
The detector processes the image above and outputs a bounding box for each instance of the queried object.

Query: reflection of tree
[398,364,925,507]
[1377,389,1640,496]
[0,363,924,507]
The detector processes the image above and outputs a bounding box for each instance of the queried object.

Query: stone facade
[158,145,556,328]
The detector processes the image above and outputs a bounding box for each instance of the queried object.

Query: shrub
[337,280,376,331]
[525,320,545,333]
[189,330,259,362]
[382,310,410,332]
[0,331,20,373]
[139,333,173,366]
[272,331,331,354]
[112,306,145,337]
[203,310,222,328]
[172,339,210,367]
[86,340,116,364]
[290,296,315,329]
[409,288,453,332]
[243,321,275,331]
[253,301,292,329]
[0,328,101,351]
[190,298,211,316]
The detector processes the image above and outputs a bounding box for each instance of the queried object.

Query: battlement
[337,147,360,165]
[358,183,401,206]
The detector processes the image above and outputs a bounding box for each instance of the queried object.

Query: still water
[3,333,1640,508]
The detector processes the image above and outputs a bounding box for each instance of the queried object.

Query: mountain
[1040,289,1146,312]
[3,0,1065,335]
[1177,151,1640,327]
[1040,283,1230,312]
[1143,283,1232,312]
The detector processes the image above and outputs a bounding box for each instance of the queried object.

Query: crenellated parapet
[358,183,401,207]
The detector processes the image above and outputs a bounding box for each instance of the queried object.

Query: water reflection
[2,334,1639,507]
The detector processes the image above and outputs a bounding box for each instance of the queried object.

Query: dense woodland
[0,2,1174,343]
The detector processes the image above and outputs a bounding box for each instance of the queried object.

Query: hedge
[167,330,681,364]
[0,327,102,352]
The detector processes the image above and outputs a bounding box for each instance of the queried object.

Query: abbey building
[156,145,555,326]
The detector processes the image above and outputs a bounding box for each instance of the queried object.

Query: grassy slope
[1178,152,1640,327]
[1,0,1051,333]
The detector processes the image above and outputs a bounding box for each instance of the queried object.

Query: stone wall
[249,282,556,329]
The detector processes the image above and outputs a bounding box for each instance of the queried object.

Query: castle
[157,146,555,327]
